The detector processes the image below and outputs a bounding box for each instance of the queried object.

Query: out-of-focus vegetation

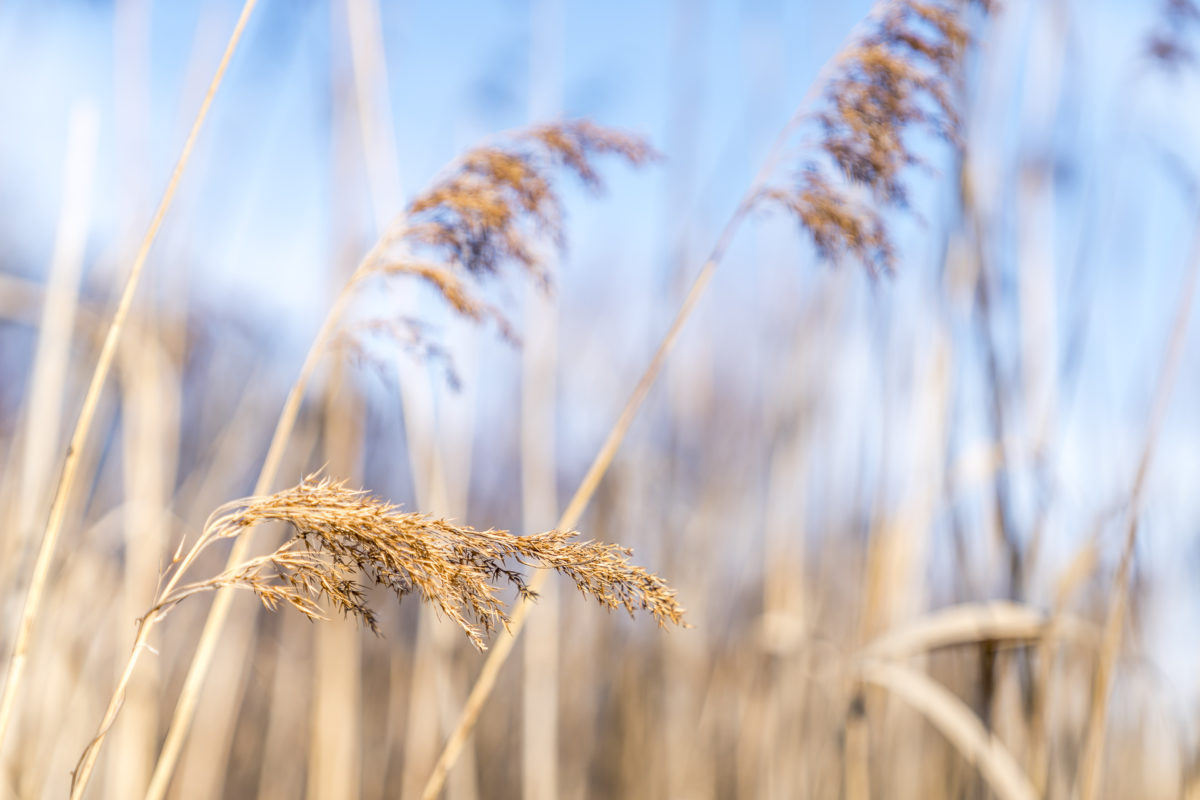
[1,1,1199,798]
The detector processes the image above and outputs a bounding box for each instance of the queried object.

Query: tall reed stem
[0,0,259,759]
[1076,201,1200,800]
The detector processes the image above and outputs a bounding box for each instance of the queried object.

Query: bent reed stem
[0,0,259,761]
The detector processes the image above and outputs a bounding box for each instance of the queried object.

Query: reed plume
[1146,0,1200,69]
[757,0,981,275]
[357,120,657,352]
[72,474,683,797]
[183,475,685,649]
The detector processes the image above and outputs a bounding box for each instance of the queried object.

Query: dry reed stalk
[420,1,987,795]
[520,271,561,800]
[307,381,365,800]
[1,107,97,707]
[0,0,260,757]
[174,603,257,800]
[307,10,369,796]
[147,119,655,799]
[12,102,98,563]
[521,2,565,797]
[1076,198,1200,800]
[112,331,179,799]
[397,363,473,800]
[861,659,1037,800]
[860,601,1094,661]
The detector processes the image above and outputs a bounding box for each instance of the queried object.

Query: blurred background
[1,0,1199,797]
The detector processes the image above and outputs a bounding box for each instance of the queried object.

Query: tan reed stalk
[418,1,971,792]
[0,0,260,758]
[1076,204,1200,800]
[861,659,1036,800]
[112,331,179,799]
[307,375,365,800]
[174,597,257,800]
[254,606,311,800]
[521,1,564,797]
[408,334,484,800]
[12,102,97,563]
[307,13,368,790]
[345,0,403,224]
[520,268,561,800]
[1,105,96,668]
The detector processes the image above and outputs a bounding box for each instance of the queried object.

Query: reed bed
[0,0,1197,798]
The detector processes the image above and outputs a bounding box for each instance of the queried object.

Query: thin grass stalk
[521,1,564,797]
[174,595,258,799]
[1076,203,1200,800]
[3,106,96,670]
[417,5,911,793]
[307,377,365,800]
[254,607,310,800]
[13,102,98,559]
[113,333,178,799]
[69,613,163,800]
[520,272,561,800]
[72,466,275,797]
[307,13,369,790]
[0,0,258,756]
[344,3,487,795]
[357,3,488,793]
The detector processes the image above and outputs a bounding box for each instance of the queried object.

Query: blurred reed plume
[1146,0,1200,68]
[758,0,981,274]
[362,121,657,351]
[406,121,657,281]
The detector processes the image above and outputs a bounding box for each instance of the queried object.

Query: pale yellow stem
[0,0,259,758]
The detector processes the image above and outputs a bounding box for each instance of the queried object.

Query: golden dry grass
[1,1,1196,798]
